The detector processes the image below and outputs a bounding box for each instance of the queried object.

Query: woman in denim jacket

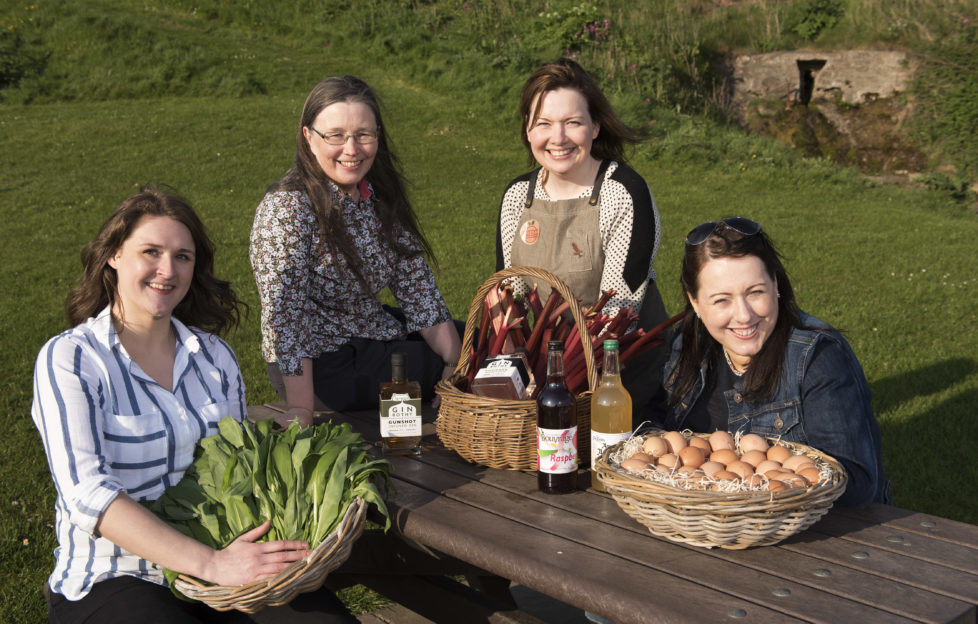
[661,218,890,507]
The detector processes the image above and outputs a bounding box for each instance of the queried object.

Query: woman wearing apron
[495,58,670,421]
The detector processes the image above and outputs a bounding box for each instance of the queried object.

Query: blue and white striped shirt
[31,307,247,600]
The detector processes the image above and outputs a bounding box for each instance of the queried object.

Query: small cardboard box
[470,354,532,400]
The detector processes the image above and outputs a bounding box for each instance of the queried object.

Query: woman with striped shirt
[32,187,356,623]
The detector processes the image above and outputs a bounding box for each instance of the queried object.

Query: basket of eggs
[593,430,848,549]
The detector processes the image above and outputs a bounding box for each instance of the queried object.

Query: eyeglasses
[685,217,762,246]
[309,127,380,145]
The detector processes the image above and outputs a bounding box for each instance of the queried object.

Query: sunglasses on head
[684,217,762,246]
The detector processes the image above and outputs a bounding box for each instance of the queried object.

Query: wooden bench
[249,402,978,623]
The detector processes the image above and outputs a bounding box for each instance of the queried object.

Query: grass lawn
[3,3,977,620]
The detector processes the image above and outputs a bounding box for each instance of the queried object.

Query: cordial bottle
[589,339,632,492]
[379,352,423,456]
[536,340,578,493]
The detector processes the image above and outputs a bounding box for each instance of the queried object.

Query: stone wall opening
[797,59,826,105]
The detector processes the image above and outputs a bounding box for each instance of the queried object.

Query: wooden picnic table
[248,402,978,624]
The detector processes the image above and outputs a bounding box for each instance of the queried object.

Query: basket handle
[452,266,598,392]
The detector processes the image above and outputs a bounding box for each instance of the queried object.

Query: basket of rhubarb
[435,266,680,471]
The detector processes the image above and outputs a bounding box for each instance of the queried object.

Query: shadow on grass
[870,357,978,524]
[869,357,976,414]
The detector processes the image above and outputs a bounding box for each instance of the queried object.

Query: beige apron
[511,161,670,413]
[511,161,610,308]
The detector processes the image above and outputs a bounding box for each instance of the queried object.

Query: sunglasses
[684,217,762,246]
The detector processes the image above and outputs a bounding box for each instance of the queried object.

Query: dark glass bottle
[536,340,578,493]
[379,352,422,456]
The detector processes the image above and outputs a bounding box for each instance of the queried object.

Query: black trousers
[46,576,357,624]
[267,308,465,412]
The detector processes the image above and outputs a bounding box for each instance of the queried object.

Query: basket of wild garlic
[144,417,391,613]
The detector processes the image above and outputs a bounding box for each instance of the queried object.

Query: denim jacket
[663,313,891,507]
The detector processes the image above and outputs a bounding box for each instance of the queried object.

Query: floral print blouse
[249,183,452,377]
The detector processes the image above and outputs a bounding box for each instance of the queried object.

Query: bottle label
[380,398,422,437]
[591,430,631,467]
[537,426,578,474]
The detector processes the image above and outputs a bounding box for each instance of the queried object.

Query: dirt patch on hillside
[744,97,928,174]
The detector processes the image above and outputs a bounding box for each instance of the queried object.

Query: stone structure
[727,49,915,118]
[725,49,925,174]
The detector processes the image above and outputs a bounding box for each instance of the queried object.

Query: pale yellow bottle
[590,339,632,492]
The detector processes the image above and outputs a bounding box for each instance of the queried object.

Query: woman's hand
[275,406,313,429]
[202,521,312,586]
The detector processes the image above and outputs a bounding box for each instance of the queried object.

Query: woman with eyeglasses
[33,187,357,623]
[251,76,461,425]
[662,218,891,507]
[495,58,670,415]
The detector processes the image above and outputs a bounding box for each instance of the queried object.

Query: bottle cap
[603,339,619,350]
[547,340,563,351]
[391,352,406,366]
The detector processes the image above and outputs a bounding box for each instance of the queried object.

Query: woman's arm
[496,178,529,271]
[96,493,310,586]
[419,320,462,380]
[281,359,316,427]
[598,166,660,318]
[32,331,311,587]
[800,337,887,507]
[250,192,319,389]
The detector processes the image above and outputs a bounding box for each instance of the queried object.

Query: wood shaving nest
[608,432,833,493]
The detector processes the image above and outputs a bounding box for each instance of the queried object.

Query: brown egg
[713,470,740,481]
[621,458,652,474]
[710,449,739,466]
[740,450,767,467]
[764,469,786,479]
[755,460,782,475]
[709,430,735,452]
[630,452,654,464]
[779,473,810,487]
[799,466,821,484]
[767,480,789,492]
[678,446,706,468]
[739,433,769,454]
[663,431,688,454]
[726,460,755,479]
[689,437,712,455]
[658,453,679,469]
[642,436,669,458]
[655,463,674,474]
[744,474,766,487]
[782,454,816,473]
[699,461,725,477]
[677,465,702,477]
[766,445,792,464]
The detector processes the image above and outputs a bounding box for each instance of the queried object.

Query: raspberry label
[537,426,578,474]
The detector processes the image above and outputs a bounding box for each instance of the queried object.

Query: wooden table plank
[399,440,978,621]
[834,505,978,548]
[807,513,978,575]
[250,405,978,623]
[388,454,943,624]
[388,474,801,624]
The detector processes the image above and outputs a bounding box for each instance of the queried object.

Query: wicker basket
[172,497,366,612]
[594,435,848,549]
[435,266,598,471]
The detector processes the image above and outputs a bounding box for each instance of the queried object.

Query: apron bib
[510,161,671,413]
[511,161,610,307]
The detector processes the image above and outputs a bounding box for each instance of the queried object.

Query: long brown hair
[270,75,434,289]
[518,58,640,167]
[66,185,244,335]
[668,222,804,406]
